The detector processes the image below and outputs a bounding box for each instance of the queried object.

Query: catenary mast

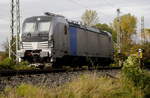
[117,9,121,53]
[9,0,20,61]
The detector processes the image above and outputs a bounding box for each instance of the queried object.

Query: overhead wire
[67,0,89,9]
[103,0,125,15]
[56,0,120,22]
[65,0,112,20]
[104,0,116,8]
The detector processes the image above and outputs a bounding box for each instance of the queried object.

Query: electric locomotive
[17,12,114,67]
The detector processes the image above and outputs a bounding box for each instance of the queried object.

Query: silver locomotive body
[17,13,113,66]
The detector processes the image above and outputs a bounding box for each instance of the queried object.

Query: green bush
[18,61,29,66]
[122,56,142,84]
[0,58,15,70]
[0,58,33,70]
[14,61,33,70]
[122,56,150,97]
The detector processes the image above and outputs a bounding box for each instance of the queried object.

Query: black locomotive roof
[24,16,52,22]
[68,22,111,36]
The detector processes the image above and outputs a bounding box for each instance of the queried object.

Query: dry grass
[0,73,145,98]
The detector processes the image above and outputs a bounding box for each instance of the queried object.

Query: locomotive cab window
[24,22,36,33]
[38,22,51,32]
[64,25,67,35]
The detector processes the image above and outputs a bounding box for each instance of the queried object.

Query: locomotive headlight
[37,18,41,21]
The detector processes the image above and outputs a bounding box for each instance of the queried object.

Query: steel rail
[0,67,121,77]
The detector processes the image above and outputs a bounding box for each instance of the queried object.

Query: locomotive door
[63,25,68,54]
[54,23,68,57]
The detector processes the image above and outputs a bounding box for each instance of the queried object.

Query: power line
[67,0,89,9]
[66,0,111,19]
[104,0,116,8]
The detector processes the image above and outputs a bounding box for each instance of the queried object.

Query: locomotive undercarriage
[52,56,113,68]
[21,50,113,68]
[18,50,52,68]
[23,50,50,63]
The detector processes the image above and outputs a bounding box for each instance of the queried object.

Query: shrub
[0,58,33,70]
[122,56,150,97]
[122,56,142,84]
[0,58,15,70]
[14,61,33,70]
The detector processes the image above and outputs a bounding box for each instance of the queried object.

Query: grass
[0,58,35,70]
[0,73,148,98]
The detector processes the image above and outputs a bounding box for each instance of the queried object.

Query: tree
[2,37,17,60]
[0,40,9,61]
[144,29,150,42]
[95,23,117,42]
[113,13,137,53]
[81,9,99,26]
[142,43,150,66]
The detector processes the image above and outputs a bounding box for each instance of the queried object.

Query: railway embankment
[0,69,120,91]
[0,56,150,98]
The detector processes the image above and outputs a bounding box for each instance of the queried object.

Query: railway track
[0,67,121,91]
[0,67,121,77]
[0,66,149,92]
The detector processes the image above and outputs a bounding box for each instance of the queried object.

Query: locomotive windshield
[22,16,52,42]
[23,21,51,33]
[38,22,51,32]
[24,22,36,33]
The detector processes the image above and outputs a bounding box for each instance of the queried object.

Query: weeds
[0,73,148,98]
[0,58,33,70]
[14,61,34,70]
[122,56,150,98]
[0,58,15,70]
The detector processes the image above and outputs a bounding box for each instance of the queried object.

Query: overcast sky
[0,0,150,51]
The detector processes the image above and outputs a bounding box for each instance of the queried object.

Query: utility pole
[9,0,20,61]
[117,9,121,53]
[141,16,145,43]
[116,9,123,67]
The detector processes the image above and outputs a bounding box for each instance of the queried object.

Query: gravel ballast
[0,70,120,91]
